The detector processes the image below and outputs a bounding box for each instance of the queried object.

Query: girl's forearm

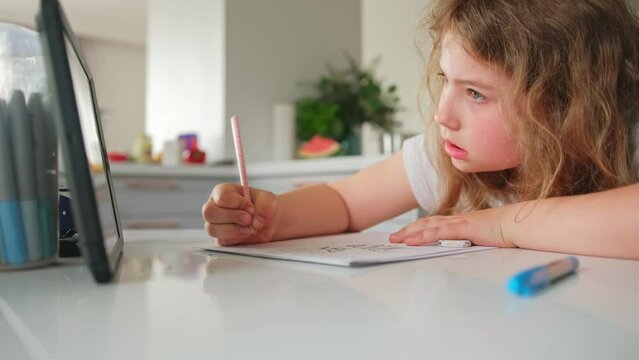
[505,183,639,259]
[272,184,350,241]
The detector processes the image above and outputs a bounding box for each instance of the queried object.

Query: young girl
[202,0,639,260]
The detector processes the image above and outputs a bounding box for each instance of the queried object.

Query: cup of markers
[0,23,59,270]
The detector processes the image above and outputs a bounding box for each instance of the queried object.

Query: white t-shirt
[402,134,440,213]
[402,127,639,212]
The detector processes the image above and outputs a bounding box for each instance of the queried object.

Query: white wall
[146,0,226,161]
[225,0,361,162]
[361,0,434,152]
[81,38,146,153]
[0,0,147,46]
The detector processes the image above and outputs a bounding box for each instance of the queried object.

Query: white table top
[1,229,638,360]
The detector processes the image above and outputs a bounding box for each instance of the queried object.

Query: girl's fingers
[251,190,278,230]
[211,183,255,213]
[403,223,466,245]
[205,222,253,246]
[203,184,280,246]
[389,225,422,242]
[202,200,254,226]
[401,227,439,246]
[390,217,470,245]
[389,219,434,242]
[388,208,513,248]
[205,222,277,246]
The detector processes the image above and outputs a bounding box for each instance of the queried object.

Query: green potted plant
[296,55,400,157]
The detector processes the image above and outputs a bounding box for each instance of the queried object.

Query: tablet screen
[64,37,118,253]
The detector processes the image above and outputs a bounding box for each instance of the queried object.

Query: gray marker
[0,204,4,264]
[0,98,28,264]
[43,98,59,253]
[29,93,55,259]
[0,99,5,264]
[45,97,59,257]
[9,90,42,261]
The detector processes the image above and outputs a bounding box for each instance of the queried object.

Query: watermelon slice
[298,135,341,158]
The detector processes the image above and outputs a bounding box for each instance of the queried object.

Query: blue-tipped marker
[0,203,4,263]
[9,90,42,261]
[0,98,29,265]
[507,256,579,296]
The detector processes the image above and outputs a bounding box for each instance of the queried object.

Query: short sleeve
[402,134,440,213]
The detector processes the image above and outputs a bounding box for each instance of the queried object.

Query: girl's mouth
[444,140,468,160]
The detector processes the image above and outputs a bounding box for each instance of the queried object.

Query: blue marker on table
[9,90,42,261]
[0,98,29,265]
[507,256,579,296]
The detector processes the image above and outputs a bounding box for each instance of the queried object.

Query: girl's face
[435,33,520,173]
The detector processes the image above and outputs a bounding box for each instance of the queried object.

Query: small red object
[108,152,129,162]
[183,149,206,164]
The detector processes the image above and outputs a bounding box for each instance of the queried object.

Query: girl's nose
[434,95,461,130]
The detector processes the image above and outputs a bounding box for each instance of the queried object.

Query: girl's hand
[202,183,280,246]
[389,206,517,248]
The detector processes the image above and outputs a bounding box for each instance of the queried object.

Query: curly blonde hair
[420,0,639,215]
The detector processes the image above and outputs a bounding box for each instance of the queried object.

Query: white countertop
[1,229,638,359]
[110,155,386,179]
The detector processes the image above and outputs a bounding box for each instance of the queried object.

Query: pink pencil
[230,115,252,202]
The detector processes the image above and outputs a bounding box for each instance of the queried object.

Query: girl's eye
[467,89,486,103]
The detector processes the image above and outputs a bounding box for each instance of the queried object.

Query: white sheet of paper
[203,232,494,267]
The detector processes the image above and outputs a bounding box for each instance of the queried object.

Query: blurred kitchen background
[0,0,432,229]
[0,0,433,161]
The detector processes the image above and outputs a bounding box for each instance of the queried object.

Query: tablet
[37,0,123,283]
